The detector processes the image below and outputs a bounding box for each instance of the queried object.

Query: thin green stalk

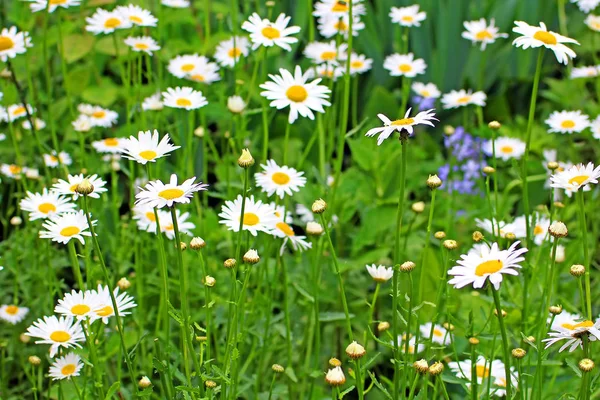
[198,250,212,361]
[56,11,75,117]
[576,191,592,320]
[279,253,294,397]
[491,287,512,399]
[406,372,420,400]
[67,241,84,290]
[401,274,414,400]
[417,188,436,303]
[364,283,381,350]
[283,122,291,164]
[260,48,270,161]
[81,322,105,399]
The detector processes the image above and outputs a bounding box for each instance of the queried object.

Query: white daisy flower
[115,4,157,27]
[92,284,137,324]
[218,195,278,236]
[44,151,72,168]
[365,264,393,283]
[313,0,367,18]
[490,368,519,398]
[7,104,34,122]
[161,209,195,240]
[545,110,590,134]
[448,241,528,290]
[572,0,600,13]
[419,322,451,345]
[22,118,46,131]
[449,356,504,385]
[260,66,331,123]
[585,14,600,31]
[85,105,118,128]
[142,93,163,111]
[85,8,132,35]
[0,26,32,62]
[482,137,526,161]
[241,13,301,52]
[1,163,23,178]
[389,4,426,27]
[411,82,441,99]
[132,204,161,233]
[475,218,510,238]
[29,0,81,13]
[92,137,125,154]
[162,86,208,110]
[214,36,250,68]
[270,202,293,223]
[442,89,487,109]
[167,54,208,78]
[270,217,312,253]
[54,289,103,321]
[304,40,347,64]
[543,318,600,352]
[49,353,83,381]
[19,188,76,221]
[0,304,29,324]
[305,63,346,81]
[26,315,85,357]
[39,210,96,245]
[317,13,365,38]
[592,116,600,140]
[512,21,579,65]
[383,53,427,78]
[124,36,160,55]
[550,162,600,194]
[571,65,600,79]
[365,108,438,145]
[521,214,551,245]
[184,58,220,84]
[120,130,179,164]
[161,0,189,7]
[393,335,425,354]
[462,18,508,50]
[344,53,373,75]
[52,174,108,200]
[255,159,306,198]
[135,174,208,209]
[227,95,246,113]
[549,311,585,331]
[72,115,92,132]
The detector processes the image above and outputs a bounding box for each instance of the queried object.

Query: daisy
[135,174,208,208]
[270,217,312,253]
[512,21,579,65]
[304,41,347,64]
[491,368,519,398]
[86,105,118,127]
[214,36,250,68]
[92,137,125,154]
[393,335,425,354]
[184,58,220,84]
[85,8,132,35]
[585,14,600,31]
[411,82,441,99]
[132,204,161,233]
[29,0,81,13]
[572,0,600,13]
[317,14,365,38]
[442,89,487,109]
[72,115,92,132]
[449,356,504,385]
[550,162,600,194]
[462,18,508,50]
[92,284,137,324]
[241,13,301,51]
[0,304,29,324]
[52,174,108,199]
[419,322,451,345]
[313,0,367,18]
[161,209,195,240]
[571,65,600,79]
[49,353,83,380]
[55,289,103,321]
[124,36,160,55]
[115,4,157,27]
[260,66,331,123]
[389,5,426,27]
[26,315,85,357]
[142,93,163,111]
[270,202,293,223]
[7,104,34,122]
[365,264,393,283]
[255,160,306,198]
[482,137,526,161]
[19,188,76,221]
[296,204,315,224]
[0,163,23,178]
[545,110,590,134]
[162,86,208,110]
[448,241,528,290]
[218,195,278,236]
[365,108,438,145]
[44,151,72,168]
[22,118,46,131]
[0,26,32,62]
[120,130,180,165]
[305,63,345,81]
[167,54,208,78]
[345,53,373,75]
[549,311,585,331]
[475,218,510,238]
[383,53,427,78]
[39,210,96,245]
[592,116,600,140]
[525,214,551,245]
[543,319,600,352]
[161,0,189,7]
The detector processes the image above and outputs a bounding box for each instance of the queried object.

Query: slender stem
[577,191,592,320]
[417,189,436,303]
[364,283,380,350]
[279,253,293,377]
[491,287,512,399]
[198,250,212,361]
[67,241,84,290]
[283,122,291,164]
[406,372,420,400]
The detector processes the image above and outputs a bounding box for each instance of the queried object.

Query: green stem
[364,283,380,350]
[406,372,420,400]
[577,191,592,320]
[283,122,291,165]
[67,241,84,290]
[491,287,512,399]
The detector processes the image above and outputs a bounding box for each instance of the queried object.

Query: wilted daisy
[390,4,426,27]
[0,26,32,61]
[543,319,600,352]
[19,188,76,221]
[304,41,347,64]
[29,0,81,13]
[218,195,278,236]
[1,164,23,178]
[22,118,46,131]
[345,53,373,75]
[449,356,504,384]
[571,65,600,79]
[255,160,306,198]
[136,174,208,209]
[161,0,189,7]
[86,8,132,35]
[92,284,137,324]
[442,89,486,109]
[572,0,600,13]
[260,66,331,123]
[55,290,103,321]
[214,36,250,67]
[43,151,72,168]
[270,217,312,253]
[545,110,590,134]
[142,93,163,111]
[52,174,108,199]
[49,353,83,381]
[462,18,508,50]
[550,162,600,194]
[420,322,451,345]
[124,36,160,55]
[92,137,125,154]
[365,264,393,283]
[39,210,95,245]
[0,304,29,324]
[241,13,301,51]
[482,137,526,161]
[7,104,34,122]
[317,14,365,38]
[412,82,441,100]
[365,108,438,145]
[85,105,118,128]
[26,315,85,357]
[115,4,157,27]
[161,209,195,240]
[384,53,427,78]
[162,86,208,110]
[448,241,528,290]
[512,21,579,65]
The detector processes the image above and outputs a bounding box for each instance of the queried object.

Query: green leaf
[292,281,314,303]
[285,366,298,383]
[62,34,95,63]
[319,312,355,322]
[104,381,121,400]
[367,371,393,399]
[339,385,356,398]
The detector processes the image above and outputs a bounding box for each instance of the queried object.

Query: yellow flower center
[158,188,184,200]
[0,36,14,51]
[13,106,26,115]
[562,320,594,330]
[335,20,348,31]
[9,165,21,174]
[475,30,493,40]
[475,259,503,276]
[228,47,242,58]
[129,16,143,24]
[568,175,589,186]
[104,18,122,29]
[61,364,76,375]
[38,202,57,214]
[276,221,295,236]
[134,43,150,50]
[104,138,119,146]
[139,150,157,160]
[286,85,308,102]
[321,51,337,61]
[390,118,415,126]
[181,64,195,72]
[433,328,444,337]
[50,330,71,342]
[5,305,18,315]
[560,120,575,129]
[420,90,431,97]
[496,377,506,387]
[49,155,59,162]
[533,225,544,235]
[399,64,412,73]
[457,96,471,104]
[272,172,291,185]
[261,26,281,39]
[533,30,557,45]
[351,60,364,68]
[50,0,67,4]
[332,1,348,12]
[60,226,81,237]
[592,22,600,30]
[243,212,260,226]
[190,74,205,82]
[500,146,513,154]
[145,212,156,222]
[69,184,79,192]
[176,98,192,107]
[402,16,414,22]
[71,304,91,315]
[96,305,113,317]
[476,365,490,378]
[92,110,106,119]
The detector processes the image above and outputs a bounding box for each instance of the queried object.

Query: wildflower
[7,104,34,122]
[86,8,132,35]
[49,353,83,380]
[325,366,345,386]
[115,4,157,27]
[365,108,438,145]
[54,289,105,321]
[242,13,301,51]
[482,137,526,161]
[365,264,393,283]
[52,174,108,200]
[92,284,137,324]
[162,87,208,110]
[29,0,80,12]
[0,304,29,324]
[580,358,595,372]
[543,318,600,352]
[142,93,163,111]
[117,277,131,290]
[224,258,237,269]
[384,53,427,78]
[255,160,306,198]
[411,82,441,109]
[571,65,600,79]
[312,199,327,214]
[545,110,590,134]
[390,4,426,27]
[22,118,45,130]
[161,210,196,240]
[39,210,96,245]
[204,276,216,287]
[19,189,76,221]
[227,95,246,114]
[393,335,425,354]
[345,341,366,359]
[270,216,312,252]
[462,18,508,50]
[272,364,285,373]
[442,89,486,109]
[80,105,118,128]
[400,261,416,273]
[0,27,32,61]
[427,174,442,189]
[161,0,189,7]
[344,53,373,75]
[219,195,278,236]
[313,0,367,19]
[420,322,451,345]
[136,174,208,209]
[306,221,323,235]
[214,36,250,67]
[449,356,502,384]
[92,137,125,154]
[572,0,600,13]
[243,249,260,264]
[120,129,180,165]
[138,376,152,388]
[305,63,345,81]
[378,321,390,332]
[43,151,72,168]
[414,359,429,374]
[190,237,206,250]
[28,355,40,364]
[72,115,92,132]
[429,362,444,375]
[304,40,347,64]
[548,221,568,238]
[317,14,365,38]
[512,21,579,65]
[550,163,600,194]
[124,36,160,55]
[26,315,85,357]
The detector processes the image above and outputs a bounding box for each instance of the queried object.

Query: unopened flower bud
[306,221,324,236]
[227,95,246,114]
[494,309,507,318]
[414,359,429,374]
[527,336,536,343]
[345,341,366,359]
[429,361,444,376]
[483,166,496,175]
[400,261,416,273]
[442,322,455,331]
[19,333,30,343]
[549,221,568,238]
[472,231,484,242]
[312,199,327,214]
[329,357,342,367]
[547,161,559,171]
[204,275,216,287]
[75,179,94,195]
[444,125,455,136]
[238,148,254,168]
[469,337,480,345]
[179,242,187,251]
[505,232,516,241]
[488,121,501,130]
[553,201,565,208]
[443,240,457,250]
[378,321,390,332]
[549,305,563,315]
[190,237,206,250]
[570,264,585,277]
[512,348,526,359]
[138,376,152,388]
[10,216,22,226]
[224,258,237,269]
[272,364,285,373]
[434,231,446,240]
[28,356,41,366]
[426,174,442,189]
[117,277,131,290]
[205,380,217,388]
[411,201,425,213]
[325,366,345,386]
[579,358,595,372]
[243,249,260,264]
[194,126,205,138]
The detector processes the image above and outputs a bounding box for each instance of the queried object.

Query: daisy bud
[329,357,342,367]
[179,242,187,251]
[400,261,416,273]
[238,148,254,168]
[243,249,260,264]
[19,333,30,343]
[468,337,479,345]
[194,126,205,138]
[205,380,217,389]
[414,359,429,374]
[570,264,586,277]
[512,348,526,359]
[224,258,237,269]
[472,231,484,242]
[411,201,425,213]
[426,174,442,189]
[224,131,231,139]
[227,95,246,114]
[443,125,455,136]
[549,305,563,315]
[10,216,22,226]
[236,79,245,86]
[28,356,41,366]
[549,221,568,238]
[306,221,324,236]
[190,237,206,250]
[117,277,131,290]
[312,199,327,214]
[204,275,216,287]
[443,240,458,250]
[138,376,152,388]
[483,166,496,175]
[377,321,390,332]
[272,364,285,373]
[579,358,595,372]
[428,361,444,376]
[325,366,345,386]
[553,201,565,208]
[547,161,559,171]
[75,179,94,196]
[505,232,516,241]
[266,1,275,6]
[494,309,507,318]
[527,336,536,343]
[442,322,455,331]
[434,231,446,240]
[345,341,366,359]
[488,121,501,130]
